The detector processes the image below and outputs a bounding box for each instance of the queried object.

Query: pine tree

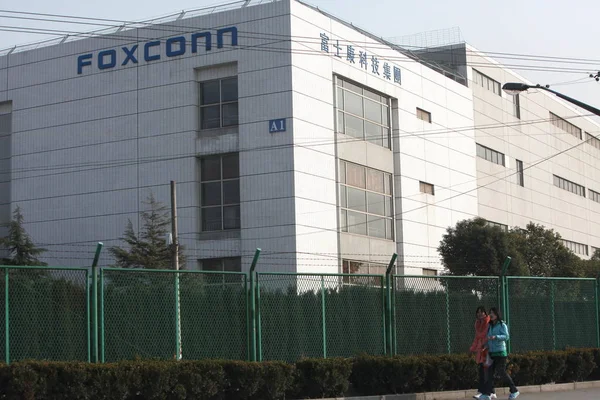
[109,193,186,269]
[0,206,47,266]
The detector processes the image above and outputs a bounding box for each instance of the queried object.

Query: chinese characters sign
[320,33,401,85]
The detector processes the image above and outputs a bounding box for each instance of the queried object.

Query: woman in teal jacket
[480,308,520,400]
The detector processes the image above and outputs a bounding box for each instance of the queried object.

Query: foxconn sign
[76,27,238,74]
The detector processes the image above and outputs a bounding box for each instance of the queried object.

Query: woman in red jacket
[470,306,495,399]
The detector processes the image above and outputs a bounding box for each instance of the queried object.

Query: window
[485,220,508,232]
[200,153,240,231]
[339,160,393,240]
[419,181,435,195]
[416,108,432,123]
[511,94,521,119]
[422,268,438,276]
[472,69,501,96]
[199,257,242,272]
[200,77,238,129]
[550,112,581,139]
[335,76,391,148]
[586,132,600,150]
[553,175,585,197]
[590,189,600,204]
[476,143,505,166]
[561,240,588,256]
[516,159,524,187]
[342,259,387,285]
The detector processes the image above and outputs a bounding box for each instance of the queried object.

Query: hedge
[0,349,598,399]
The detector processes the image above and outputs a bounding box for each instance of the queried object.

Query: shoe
[473,394,482,399]
[508,392,520,399]
[491,394,497,399]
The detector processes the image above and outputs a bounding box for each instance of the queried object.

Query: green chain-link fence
[392,276,499,355]
[1,266,600,364]
[257,273,386,362]
[506,277,598,352]
[0,266,89,363]
[100,268,248,362]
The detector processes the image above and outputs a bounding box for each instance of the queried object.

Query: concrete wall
[467,45,600,257]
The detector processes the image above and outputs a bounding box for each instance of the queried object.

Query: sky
[0,0,599,108]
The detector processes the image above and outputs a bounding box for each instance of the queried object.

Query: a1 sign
[269,118,286,133]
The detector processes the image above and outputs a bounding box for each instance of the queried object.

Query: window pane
[200,81,220,105]
[201,105,221,129]
[364,99,382,123]
[368,215,386,238]
[347,187,366,212]
[222,102,239,126]
[345,114,363,139]
[222,153,239,179]
[347,211,367,235]
[202,207,222,231]
[201,156,221,181]
[336,88,344,109]
[223,257,242,272]
[344,81,363,95]
[364,90,381,103]
[384,174,392,195]
[201,258,222,271]
[337,111,345,133]
[339,185,347,208]
[223,180,240,204]
[339,161,346,183]
[221,77,238,102]
[346,163,365,188]
[340,209,347,232]
[365,121,383,147]
[344,91,363,117]
[367,192,385,216]
[385,196,393,217]
[366,169,384,193]
[223,205,241,229]
[382,106,389,127]
[202,182,221,206]
[349,261,367,274]
[385,219,393,240]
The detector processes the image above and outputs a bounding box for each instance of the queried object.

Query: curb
[318,380,600,400]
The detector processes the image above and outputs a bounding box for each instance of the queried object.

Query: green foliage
[0,349,598,399]
[438,218,523,276]
[0,206,47,266]
[109,193,186,269]
[439,218,587,277]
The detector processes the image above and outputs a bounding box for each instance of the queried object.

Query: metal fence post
[551,281,556,350]
[99,269,105,363]
[595,277,600,348]
[4,267,9,365]
[445,283,451,354]
[249,248,261,362]
[174,270,181,360]
[321,275,327,358]
[385,253,397,356]
[504,276,511,354]
[91,242,103,363]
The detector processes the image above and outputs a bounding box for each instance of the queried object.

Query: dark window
[200,154,240,231]
[200,77,239,129]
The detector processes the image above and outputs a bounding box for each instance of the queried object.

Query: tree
[438,218,524,276]
[109,193,186,269]
[0,206,47,266]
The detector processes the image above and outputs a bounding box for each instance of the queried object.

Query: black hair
[488,307,503,324]
[475,306,487,317]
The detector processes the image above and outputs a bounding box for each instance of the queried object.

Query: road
[509,388,600,399]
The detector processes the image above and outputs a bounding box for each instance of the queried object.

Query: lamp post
[502,82,600,117]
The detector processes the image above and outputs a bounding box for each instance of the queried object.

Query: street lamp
[502,82,600,117]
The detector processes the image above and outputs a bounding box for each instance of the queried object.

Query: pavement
[502,388,600,399]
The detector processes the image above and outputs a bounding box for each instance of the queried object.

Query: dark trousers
[478,364,494,394]
[483,356,518,395]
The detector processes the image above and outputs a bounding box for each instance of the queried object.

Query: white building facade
[0,0,596,274]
